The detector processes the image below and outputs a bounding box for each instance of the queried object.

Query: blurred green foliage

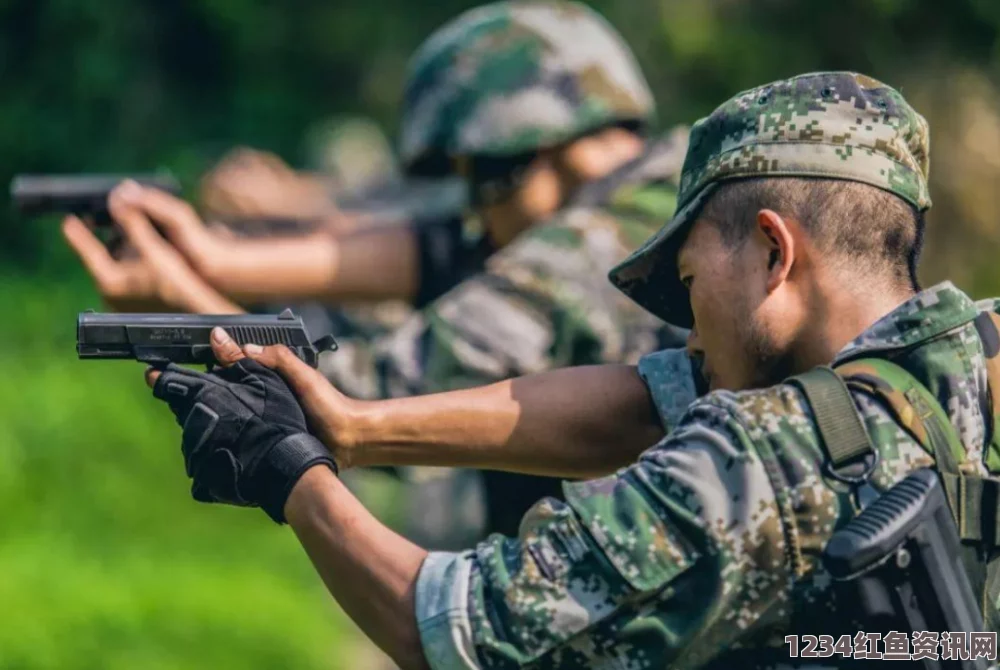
[1,1,999,667]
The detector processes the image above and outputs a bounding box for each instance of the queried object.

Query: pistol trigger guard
[134,348,170,368]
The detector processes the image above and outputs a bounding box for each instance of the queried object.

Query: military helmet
[399,1,656,176]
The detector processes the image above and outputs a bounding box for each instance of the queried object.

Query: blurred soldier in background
[65,0,692,548]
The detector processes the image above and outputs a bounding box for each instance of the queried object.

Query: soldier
[146,71,999,667]
[80,0,691,544]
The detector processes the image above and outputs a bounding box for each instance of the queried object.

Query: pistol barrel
[12,173,181,217]
[77,310,335,368]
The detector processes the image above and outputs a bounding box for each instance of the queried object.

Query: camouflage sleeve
[414,397,793,669]
[636,348,703,433]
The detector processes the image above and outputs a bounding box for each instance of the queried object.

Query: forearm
[348,365,664,479]
[177,278,246,314]
[285,466,430,670]
[202,232,339,302]
[206,228,418,304]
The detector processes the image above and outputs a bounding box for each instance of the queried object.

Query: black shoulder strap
[787,366,874,470]
[794,358,999,627]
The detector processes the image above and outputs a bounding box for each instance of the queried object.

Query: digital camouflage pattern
[610,71,933,328]
[321,131,690,402]
[399,1,655,175]
[415,281,1000,668]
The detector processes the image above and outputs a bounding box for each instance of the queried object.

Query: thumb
[243,344,318,398]
[210,327,246,366]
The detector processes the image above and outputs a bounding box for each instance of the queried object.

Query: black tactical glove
[152,358,336,523]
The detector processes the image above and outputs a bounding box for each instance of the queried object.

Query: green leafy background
[0,1,998,667]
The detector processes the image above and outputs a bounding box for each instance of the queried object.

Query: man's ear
[755,209,795,293]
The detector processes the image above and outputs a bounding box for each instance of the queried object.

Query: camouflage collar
[833,281,978,363]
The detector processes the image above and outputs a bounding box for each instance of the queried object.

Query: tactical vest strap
[835,358,1000,549]
[830,357,1000,622]
[973,310,1000,474]
[936,472,1000,547]
[787,366,874,469]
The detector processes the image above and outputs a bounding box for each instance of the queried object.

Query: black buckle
[824,450,880,486]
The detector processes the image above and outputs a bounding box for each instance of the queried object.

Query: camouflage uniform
[323,1,691,545]
[413,73,1000,668]
[324,131,688,400]
[324,132,690,544]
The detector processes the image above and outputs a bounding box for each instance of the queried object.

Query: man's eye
[681,276,693,289]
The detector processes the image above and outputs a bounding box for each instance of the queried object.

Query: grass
[0,262,400,669]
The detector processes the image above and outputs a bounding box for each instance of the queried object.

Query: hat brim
[608,182,718,328]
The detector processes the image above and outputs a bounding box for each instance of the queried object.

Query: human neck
[790,276,914,370]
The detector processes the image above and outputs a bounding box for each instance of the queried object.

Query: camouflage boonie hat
[400,1,655,176]
[609,71,932,328]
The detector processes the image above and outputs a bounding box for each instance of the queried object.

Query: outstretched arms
[247,340,664,478]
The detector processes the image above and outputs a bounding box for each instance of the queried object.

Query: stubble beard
[743,311,796,390]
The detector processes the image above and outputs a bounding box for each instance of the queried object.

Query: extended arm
[185,225,418,305]
[248,342,666,479]
[147,332,759,670]
[199,147,339,222]
[112,182,421,306]
[144,333,432,669]
[285,467,431,670]
[351,364,662,478]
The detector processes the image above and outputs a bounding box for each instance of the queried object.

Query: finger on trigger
[210,327,245,366]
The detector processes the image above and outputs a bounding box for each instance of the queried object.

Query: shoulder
[661,380,931,490]
[480,207,654,316]
[490,206,632,268]
[637,348,702,432]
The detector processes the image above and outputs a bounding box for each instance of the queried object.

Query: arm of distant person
[112,181,421,306]
[199,146,339,222]
[63,183,244,315]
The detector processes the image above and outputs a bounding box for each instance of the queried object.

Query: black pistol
[822,468,989,670]
[12,173,182,225]
[77,309,338,368]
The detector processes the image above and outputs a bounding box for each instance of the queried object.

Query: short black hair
[700,177,925,291]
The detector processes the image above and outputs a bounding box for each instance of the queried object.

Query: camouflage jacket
[414,281,1000,669]
[321,129,689,400]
